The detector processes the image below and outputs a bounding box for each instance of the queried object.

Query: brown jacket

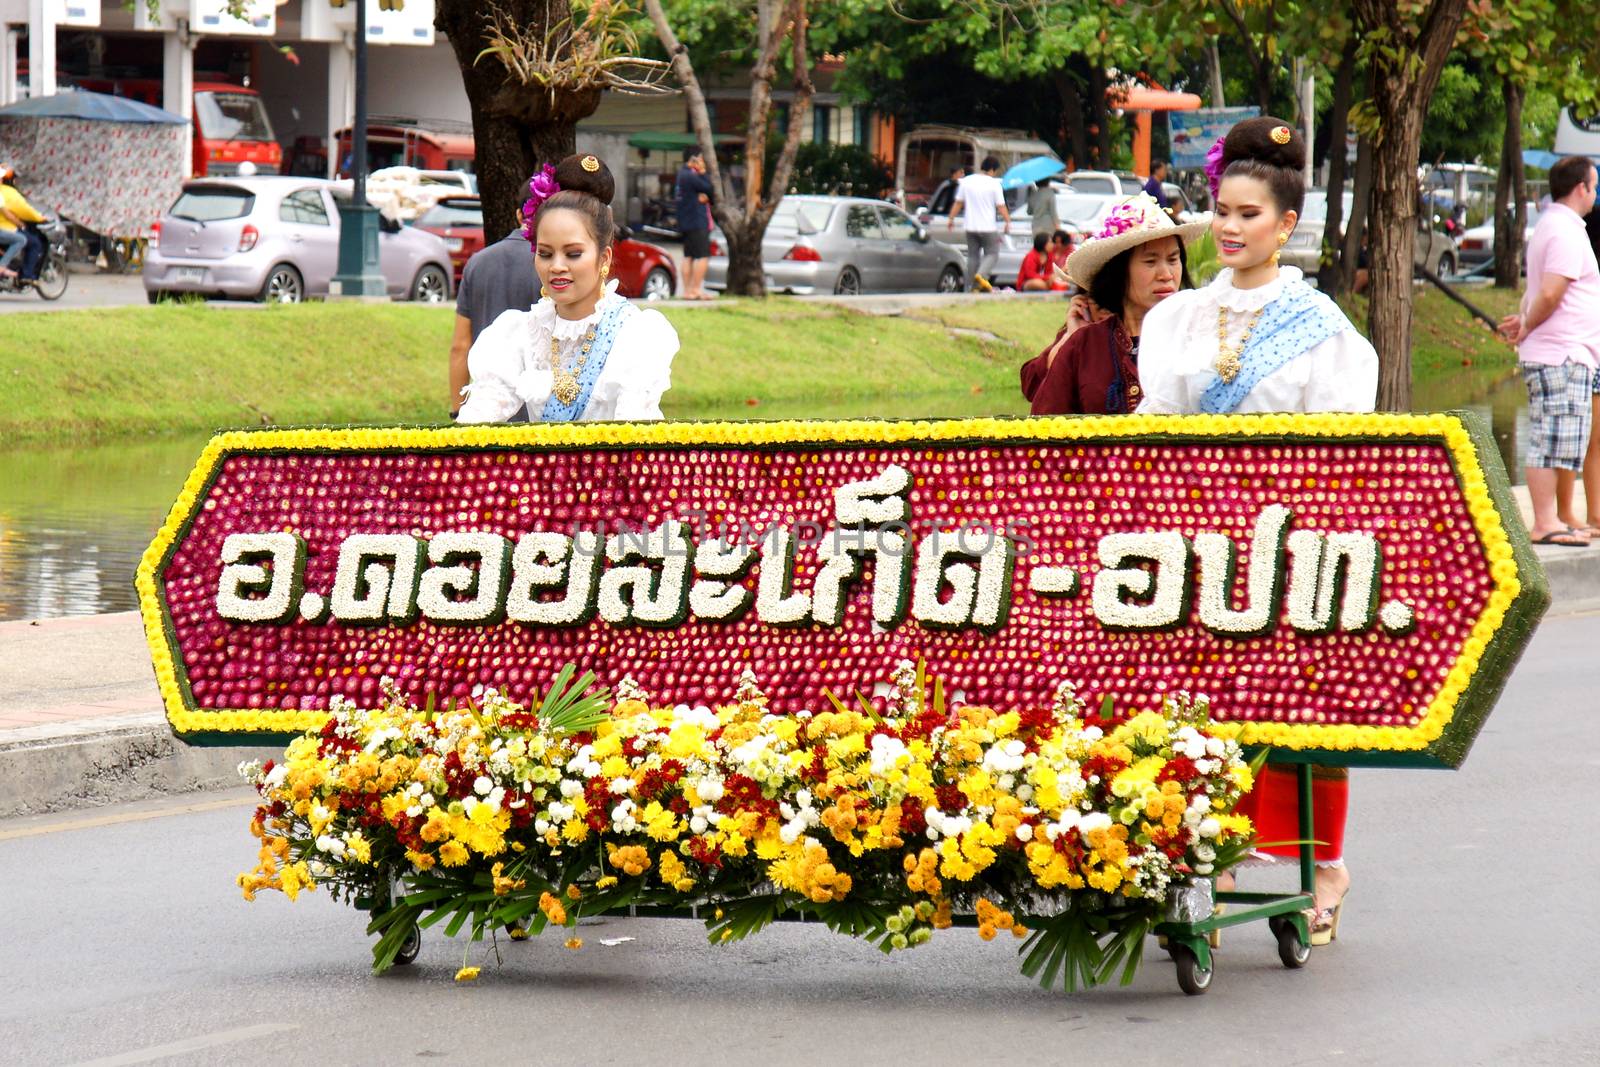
[1020,316,1141,415]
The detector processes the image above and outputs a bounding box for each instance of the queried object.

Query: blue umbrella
[1002,155,1066,190]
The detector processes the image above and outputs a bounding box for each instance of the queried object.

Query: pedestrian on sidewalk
[927,165,964,216]
[1027,177,1059,238]
[675,147,716,300]
[448,191,539,420]
[948,156,1009,292]
[1498,154,1600,546]
[1142,160,1171,210]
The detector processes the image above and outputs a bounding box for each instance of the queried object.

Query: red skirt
[1233,764,1349,864]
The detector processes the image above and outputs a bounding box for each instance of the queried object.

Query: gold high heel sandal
[1308,892,1347,947]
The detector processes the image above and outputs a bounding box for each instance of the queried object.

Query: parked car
[1457,202,1540,271]
[143,177,454,304]
[705,196,966,295]
[412,195,677,299]
[1282,189,1459,281]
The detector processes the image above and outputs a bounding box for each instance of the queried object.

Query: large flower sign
[136,413,1546,769]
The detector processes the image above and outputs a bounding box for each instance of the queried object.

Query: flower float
[238,662,1259,989]
[139,414,1548,769]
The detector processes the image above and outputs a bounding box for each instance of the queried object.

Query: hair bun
[552,153,616,204]
[1222,116,1306,173]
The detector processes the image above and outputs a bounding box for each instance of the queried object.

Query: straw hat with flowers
[1063,193,1209,289]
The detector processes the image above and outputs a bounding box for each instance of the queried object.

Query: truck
[70,76,282,177]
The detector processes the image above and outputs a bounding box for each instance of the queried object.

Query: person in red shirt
[1017,233,1053,291]
[1047,230,1072,290]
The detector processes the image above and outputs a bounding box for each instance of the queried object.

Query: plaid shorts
[1522,361,1595,470]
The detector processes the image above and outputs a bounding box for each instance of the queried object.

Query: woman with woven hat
[1020,194,1207,414]
[1135,116,1378,947]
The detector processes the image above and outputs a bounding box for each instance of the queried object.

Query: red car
[415,196,678,300]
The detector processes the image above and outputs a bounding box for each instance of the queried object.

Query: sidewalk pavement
[3,484,1596,821]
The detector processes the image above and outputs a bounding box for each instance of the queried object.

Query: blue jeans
[0,228,24,272]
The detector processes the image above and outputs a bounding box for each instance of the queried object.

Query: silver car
[144,177,455,303]
[1284,189,1460,280]
[705,196,966,295]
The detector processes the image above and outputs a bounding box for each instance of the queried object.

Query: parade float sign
[135,413,1547,768]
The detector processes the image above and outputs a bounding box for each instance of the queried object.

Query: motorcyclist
[0,164,47,280]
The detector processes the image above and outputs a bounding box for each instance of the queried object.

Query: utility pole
[330,0,386,299]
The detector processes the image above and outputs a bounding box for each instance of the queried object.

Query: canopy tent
[0,91,189,238]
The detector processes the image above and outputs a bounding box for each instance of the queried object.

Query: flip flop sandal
[1534,530,1590,547]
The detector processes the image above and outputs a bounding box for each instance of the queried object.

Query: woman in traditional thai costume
[457,154,678,424]
[1020,194,1206,415]
[1136,117,1378,945]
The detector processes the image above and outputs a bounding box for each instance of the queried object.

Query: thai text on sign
[136,414,1546,767]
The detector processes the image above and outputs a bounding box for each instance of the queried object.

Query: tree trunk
[645,0,812,298]
[1089,65,1111,166]
[1054,68,1091,170]
[1206,39,1227,108]
[1340,135,1373,295]
[1493,78,1526,289]
[1317,36,1358,295]
[1354,0,1471,412]
[436,0,596,240]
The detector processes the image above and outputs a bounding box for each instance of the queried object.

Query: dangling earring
[1273,231,1289,267]
[541,284,550,300]
[600,261,610,284]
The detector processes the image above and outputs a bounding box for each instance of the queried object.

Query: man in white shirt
[948,156,1010,292]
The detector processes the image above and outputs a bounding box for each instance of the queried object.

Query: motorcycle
[0,216,70,301]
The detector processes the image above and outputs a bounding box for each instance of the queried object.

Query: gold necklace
[1214,305,1265,383]
[550,324,599,405]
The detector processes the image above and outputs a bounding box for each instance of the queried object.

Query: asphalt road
[3,608,1598,1066]
[0,270,148,313]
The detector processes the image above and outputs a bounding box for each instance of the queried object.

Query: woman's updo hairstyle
[535,153,618,249]
[1219,116,1306,217]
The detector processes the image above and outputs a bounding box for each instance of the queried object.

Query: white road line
[66,1023,300,1067]
[0,794,256,842]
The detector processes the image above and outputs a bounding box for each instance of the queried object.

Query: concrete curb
[0,712,278,820]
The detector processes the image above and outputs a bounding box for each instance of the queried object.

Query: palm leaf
[535,663,612,735]
[705,893,788,945]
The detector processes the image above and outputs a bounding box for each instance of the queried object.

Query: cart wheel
[1171,944,1212,995]
[393,926,422,966]
[1276,921,1310,969]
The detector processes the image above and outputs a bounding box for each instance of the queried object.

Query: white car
[1457,202,1540,271]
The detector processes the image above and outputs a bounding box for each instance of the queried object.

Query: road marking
[66,1023,300,1066]
[0,794,256,842]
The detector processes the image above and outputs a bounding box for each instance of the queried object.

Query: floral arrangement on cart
[238,660,1262,990]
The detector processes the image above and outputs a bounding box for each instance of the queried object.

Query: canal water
[0,380,1526,623]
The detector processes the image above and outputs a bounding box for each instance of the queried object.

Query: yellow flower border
[134,413,1528,758]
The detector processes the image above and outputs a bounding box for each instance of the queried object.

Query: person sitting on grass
[1017,233,1054,291]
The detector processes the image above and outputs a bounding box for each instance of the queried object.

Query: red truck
[72,77,282,178]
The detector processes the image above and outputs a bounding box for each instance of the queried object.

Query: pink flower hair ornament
[1203,135,1227,200]
[521,164,561,241]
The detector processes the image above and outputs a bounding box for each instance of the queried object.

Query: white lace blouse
[1134,267,1378,415]
[456,282,679,423]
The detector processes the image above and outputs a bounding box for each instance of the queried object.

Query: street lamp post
[330,0,386,299]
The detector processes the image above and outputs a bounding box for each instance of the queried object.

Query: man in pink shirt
[1499,155,1600,546]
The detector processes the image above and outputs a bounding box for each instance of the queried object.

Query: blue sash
[1199,279,1350,414]
[539,299,636,422]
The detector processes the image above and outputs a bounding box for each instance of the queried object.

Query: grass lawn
[0,284,1522,447]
